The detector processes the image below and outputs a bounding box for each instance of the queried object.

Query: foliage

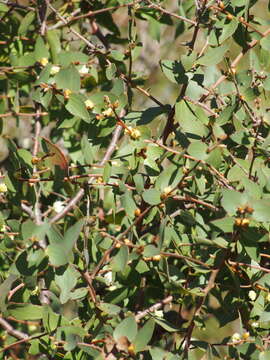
[1,0,270,359]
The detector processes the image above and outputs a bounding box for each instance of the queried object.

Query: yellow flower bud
[63,89,72,99]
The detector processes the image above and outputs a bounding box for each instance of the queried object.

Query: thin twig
[0,317,28,340]
[200,27,270,102]
[228,260,270,274]
[147,0,196,26]
[46,1,96,50]
[0,332,47,353]
[135,295,173,321]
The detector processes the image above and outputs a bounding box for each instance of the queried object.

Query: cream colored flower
[50,65,60,75]
[248,290,257,301]
[231,333,241,343]
[85,99,95,110]
[53,201,65,213]
[0,183,7,193]
[40,58,48,67]
[79,65,89,75]
[102,108,114,117]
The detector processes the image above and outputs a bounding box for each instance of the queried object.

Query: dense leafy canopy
[1,0,270,359]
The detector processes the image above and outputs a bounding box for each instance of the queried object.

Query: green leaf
[221,189,248,215]
[46,243,73,267]
[47,30,61,63]
[176,100,208,138]
[0,275,18,312]
[42,305,61,332]
[34,36,49,61]
[106,63,117,80]
[142,188,161,205]
[97,302,121,315]
[197,43,229,66]
[134,319,155,353]
[55,65,81,92]
[113,316,138,342]
[58,51,89,66]
[8,304,43,320]
[111,245,129,272]
[64,219,84,251]
[187,141,208,160]
[219,18,238,43]
[160,60,188,84]
[55,266,80,304]
[252,199,270,222]
[18,12,35,36]
[65,94,91,122]
[153,316,180,332]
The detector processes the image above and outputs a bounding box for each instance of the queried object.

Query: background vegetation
[1,0,270,359]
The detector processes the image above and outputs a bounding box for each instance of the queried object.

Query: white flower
[79,65,89,75]
[50,65,60,75]
[248,290,257,301]
[53,201,65,213]
[231,332,241,343]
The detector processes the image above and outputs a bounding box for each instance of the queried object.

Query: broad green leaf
[219,18,238,43]
[55,65,81,92]
[64,219,84,251]
[176,100,208,138]
[160,60,188,84]
[142,188,161,205]
[42,305,61,332]
[187,141,208,161]
[113,316,138,342]
[111,245,129,272]
[106,63,117,80]
[18,12,35,36]
[134,319,155,353]
[46,244,73,267]
[197,43,229,66]
[97,302,121,315]
[0,274,18,312]
[34,36,50,61]
[221,189,249,215]
[8,304,43,320]
[65,94,91,122]
[153,316,180,332]
[252,199,270,222]
[47,30,61,63]
[58,51,89,66]
[55,266,80,304]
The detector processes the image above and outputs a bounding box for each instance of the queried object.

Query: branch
[46,1,96,50]
[135,295,173,321]
[49,118,123,224]
[146,1,196,26]
[0,331,47,353]
[200,27,270,102]
[0,317,28,340]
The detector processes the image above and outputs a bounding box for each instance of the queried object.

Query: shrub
[1,1,270,359]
